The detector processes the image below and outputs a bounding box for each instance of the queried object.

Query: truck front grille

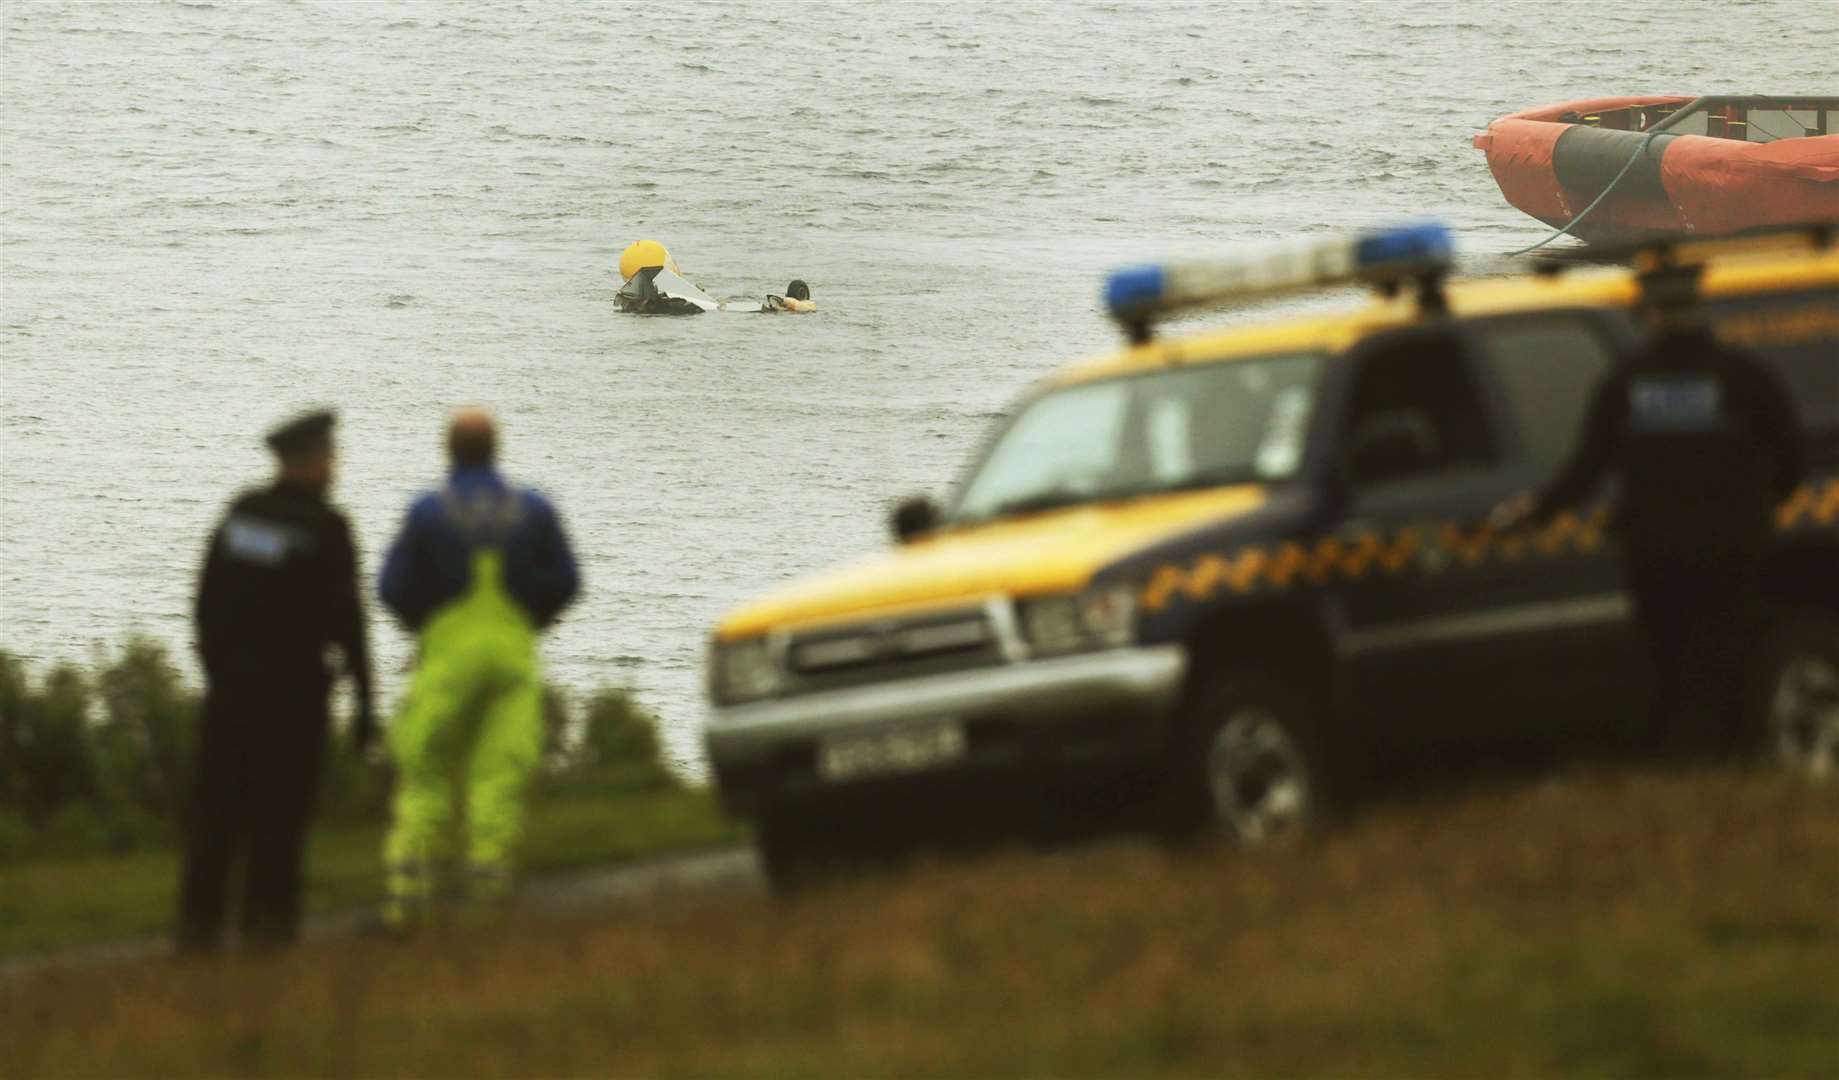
[785,606,1005,689]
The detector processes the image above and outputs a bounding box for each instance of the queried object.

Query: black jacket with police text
[194,481,373,707]
[1535,326,1807,561]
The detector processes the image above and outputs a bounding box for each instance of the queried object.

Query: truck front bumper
[705,644,1187,815]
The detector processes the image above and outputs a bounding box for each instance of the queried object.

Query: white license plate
[817,719,968,783]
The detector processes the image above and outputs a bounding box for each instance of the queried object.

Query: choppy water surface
[1,2,1823,770]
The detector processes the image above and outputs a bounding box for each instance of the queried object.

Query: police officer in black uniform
[1495,265,1806,757]
[178,409,376,952]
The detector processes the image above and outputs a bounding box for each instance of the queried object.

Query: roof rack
[1502,220,1839,277]
[1103,222,1454,344]
[1628,220,1838,270]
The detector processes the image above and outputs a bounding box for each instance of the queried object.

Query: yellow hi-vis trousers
[383,550,543,926]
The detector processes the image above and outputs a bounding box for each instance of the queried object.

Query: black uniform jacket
[1535,326,1808,561]
[195,480,373,709]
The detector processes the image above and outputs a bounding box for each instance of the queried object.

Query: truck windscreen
[954,352,1325,523]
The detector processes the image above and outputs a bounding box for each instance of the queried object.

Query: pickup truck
[703,225,1839,882]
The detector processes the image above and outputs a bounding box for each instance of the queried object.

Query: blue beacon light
[1353,222,1453,271]
[1103,265,1167,318]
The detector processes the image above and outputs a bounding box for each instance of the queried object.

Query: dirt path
[0,846,763,985]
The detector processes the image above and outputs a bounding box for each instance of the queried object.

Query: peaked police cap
[265,409,336,457]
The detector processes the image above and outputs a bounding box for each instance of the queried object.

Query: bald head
[448,407,498,468]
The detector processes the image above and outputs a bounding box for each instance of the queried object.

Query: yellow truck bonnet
[715,484,1269,641]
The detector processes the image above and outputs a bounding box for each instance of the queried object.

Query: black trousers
[176,685,329,952]
[1623,545,1762,759]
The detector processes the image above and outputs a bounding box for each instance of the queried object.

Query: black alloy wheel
[1750,613,1839,782]
[1166,670,1332,847]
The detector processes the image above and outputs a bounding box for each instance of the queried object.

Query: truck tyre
[753,807,823,893]
[1164,670,1331,846]
[1749,613,1839,781]
[756,805,874,893]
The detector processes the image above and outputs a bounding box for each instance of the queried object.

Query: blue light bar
[1104,221,1453,327]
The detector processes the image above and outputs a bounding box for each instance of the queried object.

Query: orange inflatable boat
[1473,95,1839,245]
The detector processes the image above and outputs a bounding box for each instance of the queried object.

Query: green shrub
[0,654,100,823]
[0,809,33,861]
[542,683,571,765]
[318,744,392,827]
[2,642,203,857]
[579,687,675,787]
[94,637,197,822]
[0,653,25,811]
[38,800,174,856]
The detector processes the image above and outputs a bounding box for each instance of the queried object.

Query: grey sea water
[1,1,1826,770]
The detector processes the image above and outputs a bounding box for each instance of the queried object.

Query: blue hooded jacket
[378,465,581,632]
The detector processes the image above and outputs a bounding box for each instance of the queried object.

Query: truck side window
[1475,319,1613,468]
[1342,332,1498,487]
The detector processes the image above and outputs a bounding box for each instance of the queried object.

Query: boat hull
[1474,96,1839,245]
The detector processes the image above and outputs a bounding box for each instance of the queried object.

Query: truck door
[1466,311,1643,735]
[1327,324,1563,747]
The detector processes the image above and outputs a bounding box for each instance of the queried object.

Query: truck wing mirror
[891,496,941,543]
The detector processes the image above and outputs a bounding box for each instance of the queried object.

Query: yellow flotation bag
[765,295,816,313]
[618,239,680,281]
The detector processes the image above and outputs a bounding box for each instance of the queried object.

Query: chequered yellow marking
[1375,528,1422,573]
[1439,522,1493,567]
[1778,479,1839,529]
[1222,548,1269,592]
[1138,479,1836,614]
[1267,543,1310,588]
[1533,507,1608,557]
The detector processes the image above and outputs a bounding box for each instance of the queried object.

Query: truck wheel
[753,808,819,893]
[754,807,860,893]
[1166,671,1329,847]
[1750,614,1839,781]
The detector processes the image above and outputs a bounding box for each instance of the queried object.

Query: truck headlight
[1019,583,1137,657]
[708,637,784,705]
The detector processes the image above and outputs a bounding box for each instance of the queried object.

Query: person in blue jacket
[376,407,581,926]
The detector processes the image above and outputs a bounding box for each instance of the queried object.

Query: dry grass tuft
[7,766,1837,1077]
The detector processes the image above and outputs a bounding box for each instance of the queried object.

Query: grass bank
[0,762,742,957]
[8,768,1835,1077]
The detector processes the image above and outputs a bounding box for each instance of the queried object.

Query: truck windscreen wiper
[979,488,1102,521]
[1149,466,1264,495]
[970,469,1266,525]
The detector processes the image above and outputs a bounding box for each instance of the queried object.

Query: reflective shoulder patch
[441,487,526,546]
[222,515,294,566]
[1629,375,1723,433]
